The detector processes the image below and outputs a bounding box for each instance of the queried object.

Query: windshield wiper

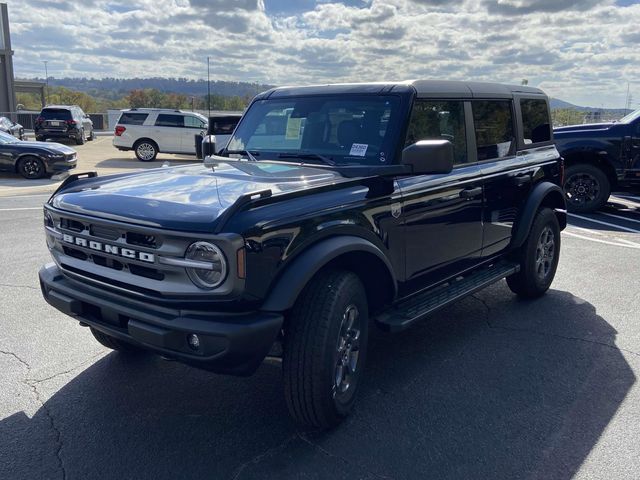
[277,153,336,166]
[225,150,260,162]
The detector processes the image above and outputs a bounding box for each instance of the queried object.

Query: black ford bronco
[39,81,566,428]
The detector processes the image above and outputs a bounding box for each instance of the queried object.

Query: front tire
[134,140,158,162]
[17,156,46,179]
[90,327,144,354]
[283,270,368,429]
[507,208,560,298]
[564,163,610,213]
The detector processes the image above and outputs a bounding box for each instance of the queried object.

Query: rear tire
[507,208,560,298]
[283,269,368,429]
[17,156,46,179]
[134,139,158,162]
[76,129,85,145]
[90,327,144,354]
[88,129,95,141]
[564,163,610,213]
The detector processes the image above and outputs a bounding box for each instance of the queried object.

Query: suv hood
[554,122,614,133]
[51,162,353,232]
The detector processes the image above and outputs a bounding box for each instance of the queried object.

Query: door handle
[512,174,532,186]
[460,187,482,198]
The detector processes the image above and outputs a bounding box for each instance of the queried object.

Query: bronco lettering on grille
[62,234,155,263]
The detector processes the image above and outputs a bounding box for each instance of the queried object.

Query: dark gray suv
[35,105,95,145]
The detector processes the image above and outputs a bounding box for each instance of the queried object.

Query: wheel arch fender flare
[511,182,567,249]
[261,235,397,312]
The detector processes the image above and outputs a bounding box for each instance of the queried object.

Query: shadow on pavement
[0,286,634,479]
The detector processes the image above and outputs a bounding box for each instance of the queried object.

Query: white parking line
[0,193,51,199]
[563,231,640,249]
[612,194,640,202]
[568,213,640,234]
[599,211,640,225]
[0,207,42,211]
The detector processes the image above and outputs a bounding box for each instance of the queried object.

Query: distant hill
[18,77,274,99]
[550,98,631,116]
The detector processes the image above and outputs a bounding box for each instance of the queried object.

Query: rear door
[398,99,484,291]
[478,97,551,257]
[154,114,184,152]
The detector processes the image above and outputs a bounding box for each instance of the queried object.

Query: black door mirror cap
[402,139,454,175]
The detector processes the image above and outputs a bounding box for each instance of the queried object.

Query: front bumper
[46,156,77,173]
[39,263,283,376]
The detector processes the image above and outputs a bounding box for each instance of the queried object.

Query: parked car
[0,131,77,179]
[34,105,95,145]
[0,116,25,140]
[113,108,209,161]
[207,114,242,151]
[40,80,566,428]
[554,109,640,212]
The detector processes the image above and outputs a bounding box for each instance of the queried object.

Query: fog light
[187,333,200,351]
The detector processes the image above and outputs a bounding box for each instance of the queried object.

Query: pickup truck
[554,109,640,212]
[40,80,566,428]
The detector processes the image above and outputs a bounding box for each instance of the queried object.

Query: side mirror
[401,139,454,175]
[202,134,217,158]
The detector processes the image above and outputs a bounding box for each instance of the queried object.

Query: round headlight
[185,241,227,289]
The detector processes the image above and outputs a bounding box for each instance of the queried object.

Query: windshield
[0,131,18,144]
[227,95,403,165]
[619,109,640,124]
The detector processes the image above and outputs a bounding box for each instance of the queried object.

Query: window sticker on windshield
[285,117,303,140]
[349,143,368,156]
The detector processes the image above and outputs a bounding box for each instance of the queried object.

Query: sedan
[0,131,77,179]
[0,116,25,140]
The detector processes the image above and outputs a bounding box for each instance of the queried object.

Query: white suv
[113,109,208,161]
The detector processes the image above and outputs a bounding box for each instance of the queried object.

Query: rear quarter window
[520,99,551,144]
[118,112,149,125]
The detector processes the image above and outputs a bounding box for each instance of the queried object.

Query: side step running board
[376,261,520,332]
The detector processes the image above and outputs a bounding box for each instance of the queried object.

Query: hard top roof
[262,80,545,100]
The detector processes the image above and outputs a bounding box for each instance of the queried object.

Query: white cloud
[6,0,640,107]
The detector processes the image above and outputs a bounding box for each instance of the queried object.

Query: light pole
[207,56,211,118]
[43,60,49,104]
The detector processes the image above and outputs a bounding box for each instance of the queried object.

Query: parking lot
[1,139,640,479]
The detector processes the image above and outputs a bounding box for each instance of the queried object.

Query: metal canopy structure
[0,3,16,114]
[15,80,45,108]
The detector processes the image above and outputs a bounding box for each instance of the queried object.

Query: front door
[398,99,484,292]
[182,115,207,154]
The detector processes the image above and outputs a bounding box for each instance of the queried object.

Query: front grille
[126,232,158,249]
[60,218,85,232]
[90,224,121,241]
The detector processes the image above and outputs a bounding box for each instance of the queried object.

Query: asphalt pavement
[1,144,640,479]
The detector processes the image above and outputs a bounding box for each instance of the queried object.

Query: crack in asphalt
[0,348,68,480]
[0,282,39,291]
[298,433,395,480]
[231,435,298,480]
[469,294,640,359]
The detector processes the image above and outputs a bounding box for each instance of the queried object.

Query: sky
[6,0,640,108]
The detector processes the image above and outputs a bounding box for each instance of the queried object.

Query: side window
[212,118,240,135]
[118,112,149,125]
[472,101,515,161]
[520,99,551,145]
[155,114,184,128]
[405,100,468,165]
[184,116,206,129]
